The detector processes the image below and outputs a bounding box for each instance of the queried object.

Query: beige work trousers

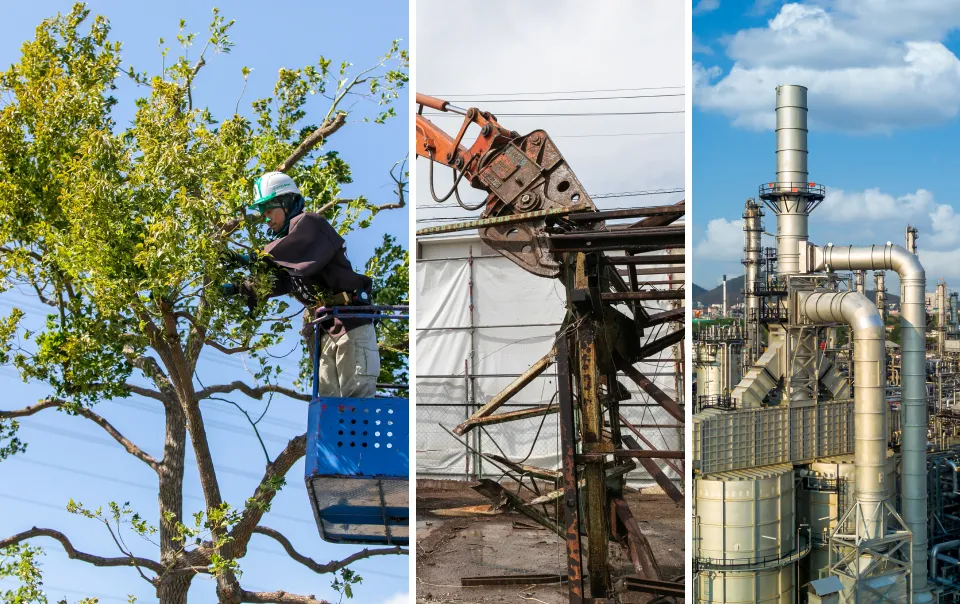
[306,319,380,398]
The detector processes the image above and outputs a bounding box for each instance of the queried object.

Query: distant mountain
[693,274,901,308]
[694,275,746,308]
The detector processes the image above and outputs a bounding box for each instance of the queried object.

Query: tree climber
[225,171,380,398]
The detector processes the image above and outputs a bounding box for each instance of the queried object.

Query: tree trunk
[158,574,192,604]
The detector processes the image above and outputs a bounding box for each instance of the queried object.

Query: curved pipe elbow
[815,243,925,283]
[798,291,884,339]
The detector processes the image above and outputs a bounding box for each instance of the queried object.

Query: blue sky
[0,2,407,603]
[693,1,960,290]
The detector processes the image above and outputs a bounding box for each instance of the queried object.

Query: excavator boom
[416,93,600,277]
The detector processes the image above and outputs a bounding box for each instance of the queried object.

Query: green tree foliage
[0,5,408,603]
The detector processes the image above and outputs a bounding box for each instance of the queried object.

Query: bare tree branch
[240,590,330,604]
[195,381,310,403]
[0,399,160,471]
[204,340,254,355]
[252,526,406,575]
[276,113,348,173]
[229,434,306,554]
[125,384,168,403]
[0,527,163,580]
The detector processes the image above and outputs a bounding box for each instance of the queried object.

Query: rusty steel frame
[419,95,685,601]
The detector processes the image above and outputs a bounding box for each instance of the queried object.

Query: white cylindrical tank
[803,452,897,574]
[696,343,723,398]
[696,464,796,603]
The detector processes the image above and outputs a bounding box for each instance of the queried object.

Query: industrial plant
[694,85,960,603]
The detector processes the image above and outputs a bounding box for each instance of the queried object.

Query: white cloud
[693,36,714,55]
[694,0,720,16]
[416,1,685,218]
[695,218,744,261]
[928,204,960,247]
[696,3,960,133]
[384,593,410,604]
[818,188,932,222]
[914,248,960,281]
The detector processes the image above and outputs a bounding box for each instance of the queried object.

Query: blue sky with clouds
[694,0,960,290]
[0,2,408,602]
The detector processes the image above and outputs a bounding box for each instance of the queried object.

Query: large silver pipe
[774,85,811,276]
[799,291,887,540]
[814,243,929,597]
[743,199,762,363]
[930,540,960,584]
[776,85,809,186]
[875,271,887,321]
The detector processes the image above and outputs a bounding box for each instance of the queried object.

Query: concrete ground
[416,479,684,603]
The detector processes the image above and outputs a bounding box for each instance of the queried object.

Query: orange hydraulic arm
[416,93,599,277]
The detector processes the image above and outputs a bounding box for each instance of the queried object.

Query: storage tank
[695,464,797,603]
[696,342,723,399]
[801,452,897,576]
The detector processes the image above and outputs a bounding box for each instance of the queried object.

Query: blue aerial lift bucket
[304,306,409,546]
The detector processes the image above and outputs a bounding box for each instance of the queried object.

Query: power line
[592,187,685,199]
[553,131,684,138]
[446,92,684,103]
[433,85,684,97]
[424,110,684,118]
[416,187,684,210]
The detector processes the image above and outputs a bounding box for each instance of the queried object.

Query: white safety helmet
[248,171,301,215]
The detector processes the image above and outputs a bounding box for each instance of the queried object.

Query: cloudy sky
[415,0,685,225]
[694,0,960,289]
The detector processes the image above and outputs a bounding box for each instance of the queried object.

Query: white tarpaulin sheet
[416,234,682,488]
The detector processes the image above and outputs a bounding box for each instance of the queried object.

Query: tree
[0,5,409,603]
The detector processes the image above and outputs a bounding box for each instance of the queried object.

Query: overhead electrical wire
[446,92,684,103]
[424,110,684,118]
[434,85,684,97]
[416,187,684,210]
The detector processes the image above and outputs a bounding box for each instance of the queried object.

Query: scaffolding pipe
[799,291,887,540]
[813,242,929,599]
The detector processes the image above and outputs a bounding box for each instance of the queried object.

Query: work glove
[221,282,259,315]
[220,249,255,268]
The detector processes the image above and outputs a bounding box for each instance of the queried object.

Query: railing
[695,394,737,414]
[758,182,826,198]
[694,537,811,572]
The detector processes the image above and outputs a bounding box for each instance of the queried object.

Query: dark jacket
[263,212,372,327]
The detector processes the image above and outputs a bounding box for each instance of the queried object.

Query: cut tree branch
[252,526,406,575]
[0,399,160,471]
[0,527,163,579]
[240,590,329,604]
[195,381,310,403]
[275,113,348,173]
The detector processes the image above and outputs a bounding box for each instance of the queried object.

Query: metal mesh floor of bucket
[307,476,408,546]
